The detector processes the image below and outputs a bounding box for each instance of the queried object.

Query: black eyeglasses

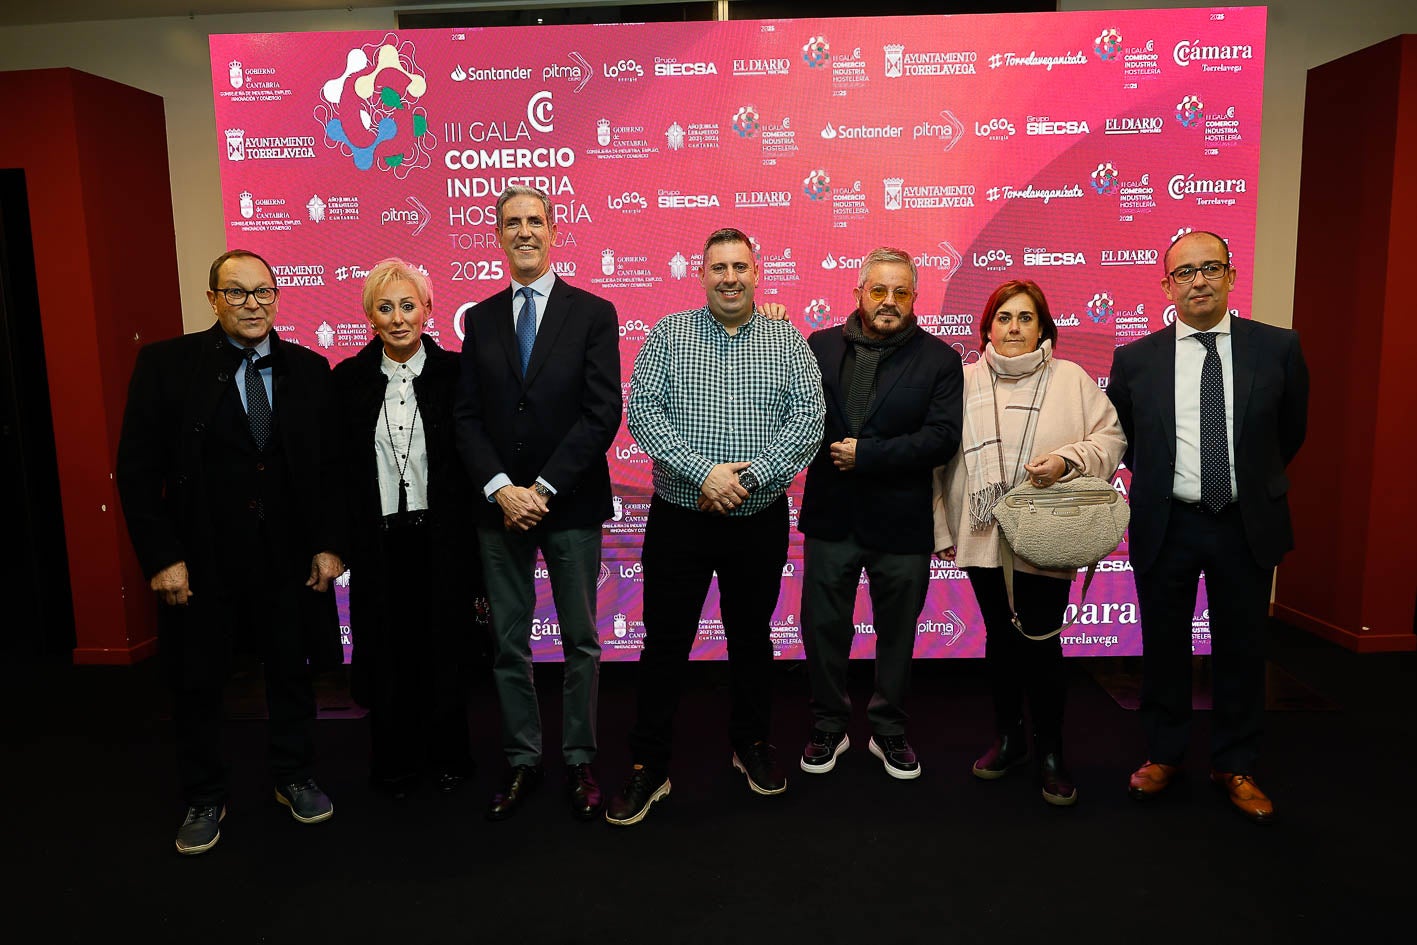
[1166,262,1230,284]
[218,286,279,305]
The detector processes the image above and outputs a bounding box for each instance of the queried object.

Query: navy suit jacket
[798,322,963,554]
[453,277,621,530]
[1107,317,1308,572]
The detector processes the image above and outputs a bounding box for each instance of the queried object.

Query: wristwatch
[738,469,760,494]
[533,482,553,499]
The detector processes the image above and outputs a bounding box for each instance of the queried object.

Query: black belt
[381,509,429,530]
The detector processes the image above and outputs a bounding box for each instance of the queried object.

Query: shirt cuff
[535,476,556,495]
[483,473,513,502]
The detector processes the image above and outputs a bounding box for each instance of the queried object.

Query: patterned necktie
[515,286,537,375]
[1193,332,1231,512]
[244,348,272,451]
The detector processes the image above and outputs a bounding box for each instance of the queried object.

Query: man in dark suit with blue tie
[117,249,345,855]
[1107,230,1308,823]
[454,185,621,821]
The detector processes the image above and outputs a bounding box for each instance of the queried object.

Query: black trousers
[628,494,789,771]
[966,567,1072,754]
[364,520,474,782]
[173,581,317,807]
[800,534,931,736]
[1134,501,1270,774]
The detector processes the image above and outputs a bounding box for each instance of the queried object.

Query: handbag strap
[999,538,1099,642]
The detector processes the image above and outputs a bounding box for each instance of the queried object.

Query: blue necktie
[243,348,271,451]
[515,286,537,375]
[1194,332,1231,512]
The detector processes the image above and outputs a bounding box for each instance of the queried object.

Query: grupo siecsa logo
[315,33,434,178]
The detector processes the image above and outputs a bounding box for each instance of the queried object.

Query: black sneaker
[274,779,334,824]
[732,741,787,795]
[869,734,922,780]
[174,804,225,855]
[800,729,850,774]
[605,764,671,826]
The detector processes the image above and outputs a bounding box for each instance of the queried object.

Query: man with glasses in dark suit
[117,249,345,854]
[1107,230,1308,823]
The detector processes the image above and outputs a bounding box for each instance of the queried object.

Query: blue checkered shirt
[628,307,825,514]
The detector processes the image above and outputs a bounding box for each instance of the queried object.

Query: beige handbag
[991,476,1129,640]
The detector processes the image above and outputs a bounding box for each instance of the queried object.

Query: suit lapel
[1229,317,1256,446]
[187,324,241,434]
[523,279,569,387]
[1151,324,1178,460]
[861,332,921,429]
[819,332,848,430]
[487,286,522,380]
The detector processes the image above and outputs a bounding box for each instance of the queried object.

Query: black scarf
[841,311,915,436]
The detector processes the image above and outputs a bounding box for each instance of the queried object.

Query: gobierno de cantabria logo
[314,33,435,178]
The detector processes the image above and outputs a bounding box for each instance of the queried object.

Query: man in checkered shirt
[605,228,825,826]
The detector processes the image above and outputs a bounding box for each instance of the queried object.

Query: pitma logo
[732,105,760,138]
[1175,95,1204,128]
[1090,162,1119,195]
[1094,28,1123,61]
[315,33,434,177]
[802,36,831,68]
[1087,292,1115,324]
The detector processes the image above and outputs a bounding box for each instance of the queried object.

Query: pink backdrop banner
[209,7,1266,661]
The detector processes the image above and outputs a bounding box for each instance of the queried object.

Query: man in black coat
[1108,230,1308,822]
[796,247,963,781]
[454,186,622,821]
[117,249,345,855]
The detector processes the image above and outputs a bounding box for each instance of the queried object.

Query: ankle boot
[1040,751,1078,806]
[972,723,1028,780]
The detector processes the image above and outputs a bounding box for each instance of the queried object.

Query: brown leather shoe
[1211,771,1275,824]
[1128,761,1181,799]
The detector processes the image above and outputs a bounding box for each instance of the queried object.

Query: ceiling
[0,1,483,28]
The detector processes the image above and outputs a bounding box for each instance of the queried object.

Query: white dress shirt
[1172,313,1238,502]
[376,344,429,515]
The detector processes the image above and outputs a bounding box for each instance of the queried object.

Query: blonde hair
[362,258,433,316]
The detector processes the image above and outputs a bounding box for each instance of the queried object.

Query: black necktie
[244,348,272,450]
[1193,332,1231,512]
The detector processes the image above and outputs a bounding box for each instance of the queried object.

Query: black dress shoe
[369,772,419,801]
[565,763,603,820]
[436,771,471,794]
[486,764,544,821]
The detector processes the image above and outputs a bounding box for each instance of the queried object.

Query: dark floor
[5,620,1413,944]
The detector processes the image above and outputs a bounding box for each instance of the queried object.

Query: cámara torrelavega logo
[1175,95,1204,128]
[1094,28,1123,61]
[802,36,831,68]
[315,33,435,177]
